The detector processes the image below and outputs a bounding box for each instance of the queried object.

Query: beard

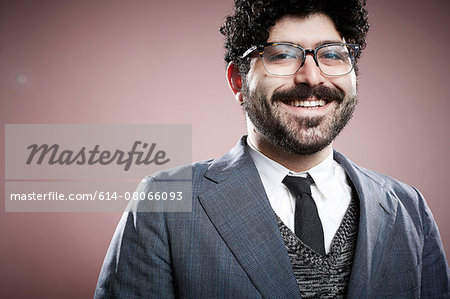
[242,82,357,155]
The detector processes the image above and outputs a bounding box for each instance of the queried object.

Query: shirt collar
[247,139,336,199]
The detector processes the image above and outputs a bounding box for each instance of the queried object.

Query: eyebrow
[314,40,345,48]
[267,39,345,48]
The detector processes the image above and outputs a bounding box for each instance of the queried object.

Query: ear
[226,62,243,104]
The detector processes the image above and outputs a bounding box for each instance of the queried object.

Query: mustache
[271,84,345,103]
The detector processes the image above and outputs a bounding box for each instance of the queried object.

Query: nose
[293,55,325,86]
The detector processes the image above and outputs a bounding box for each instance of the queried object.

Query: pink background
[1,0,449,298]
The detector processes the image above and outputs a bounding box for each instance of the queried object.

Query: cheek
[332,73,357,97]
[246,75,260,94]
[245,60,265,93]
[349,72,357,91]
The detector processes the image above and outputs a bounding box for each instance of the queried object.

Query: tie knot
[282,174,314,195]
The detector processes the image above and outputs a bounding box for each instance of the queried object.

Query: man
[95,0,449,298]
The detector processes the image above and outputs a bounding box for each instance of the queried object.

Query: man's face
[242,13,357,155]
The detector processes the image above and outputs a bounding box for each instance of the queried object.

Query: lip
[280,97,335,115]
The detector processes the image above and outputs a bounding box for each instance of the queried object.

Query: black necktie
[282,174,325,255]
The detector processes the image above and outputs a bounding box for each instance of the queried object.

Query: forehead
[267,13,343,47]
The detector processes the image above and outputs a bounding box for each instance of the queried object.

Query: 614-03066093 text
[9,191,184,201]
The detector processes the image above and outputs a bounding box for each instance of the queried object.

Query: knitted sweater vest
[276,195,359,298]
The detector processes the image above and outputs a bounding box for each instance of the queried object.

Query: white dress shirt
[247,140,352,254]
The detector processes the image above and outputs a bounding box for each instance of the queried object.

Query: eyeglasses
[241,42,360,76]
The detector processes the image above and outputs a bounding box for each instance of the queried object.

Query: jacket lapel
[199,138,301,298]
[334,151,399,298]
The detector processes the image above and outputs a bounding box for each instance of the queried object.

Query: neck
[247,129,332,173]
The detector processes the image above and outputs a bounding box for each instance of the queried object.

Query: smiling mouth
[285,99,328,109]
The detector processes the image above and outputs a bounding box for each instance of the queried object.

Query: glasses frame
[241,42,361,77]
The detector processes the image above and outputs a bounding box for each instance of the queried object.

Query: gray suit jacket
[95,137,449,298]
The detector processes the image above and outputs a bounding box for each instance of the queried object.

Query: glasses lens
[261,44,303,76]
[317,45,355,76]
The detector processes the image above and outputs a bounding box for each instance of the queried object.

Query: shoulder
[334,150,442,244]
[139,136,251,189]
[129,159,217,212]
[334,150,424,208]
[354,161,420,199]
[139,159,214,186]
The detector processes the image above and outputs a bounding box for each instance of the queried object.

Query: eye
[317,45,353,67]
[268,52,296,61]
[320,51,346,61]
[263,45,300,64]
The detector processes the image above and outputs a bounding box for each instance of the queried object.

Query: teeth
[287,99,326,108]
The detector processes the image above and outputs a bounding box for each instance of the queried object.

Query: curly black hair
[220,0,369,74]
